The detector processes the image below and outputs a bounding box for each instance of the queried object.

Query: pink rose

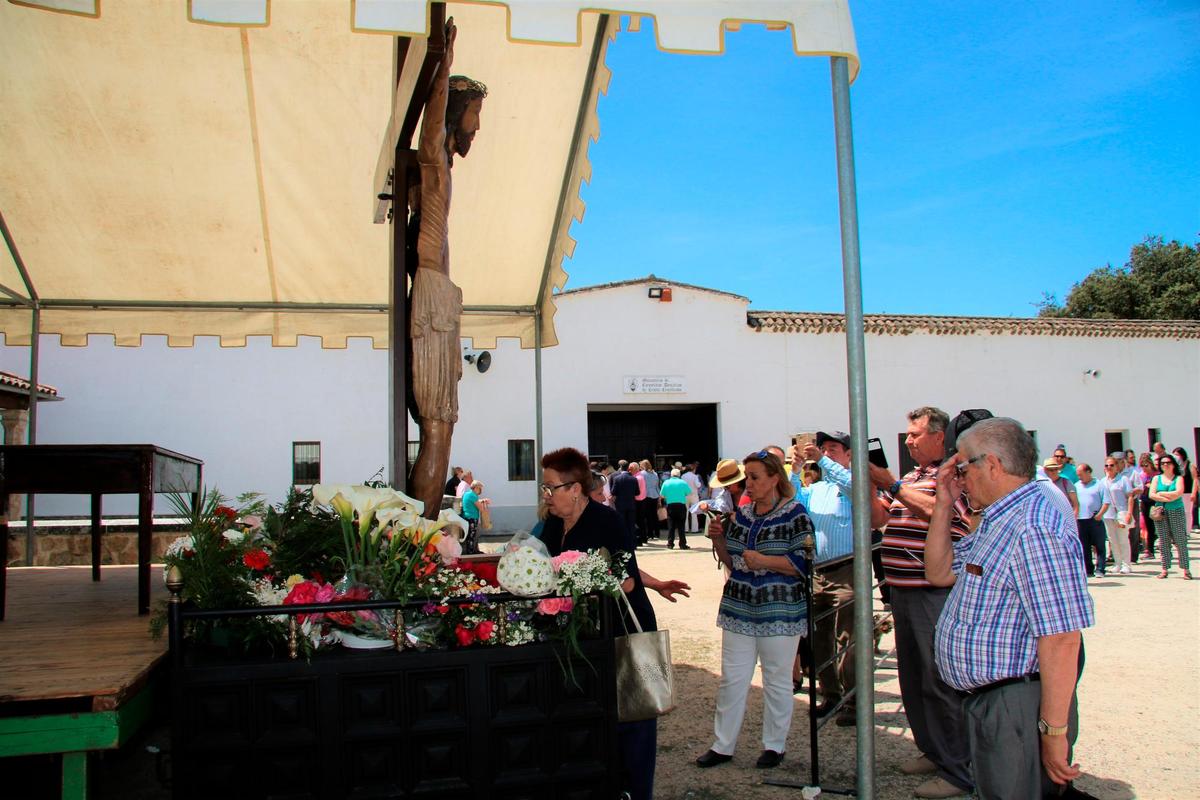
[551,550,585,571]
[536,597,574,615]
[434,533,462,563]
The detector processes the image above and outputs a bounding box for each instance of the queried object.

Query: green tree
[1037,236,1199,320]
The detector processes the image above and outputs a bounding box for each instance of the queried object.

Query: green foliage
[260,487,346,583]
[153,489,283,651]
[1037,236,1199,320]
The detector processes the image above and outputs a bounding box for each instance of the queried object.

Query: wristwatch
[888,480,902,497]
[1037,718,1068,736]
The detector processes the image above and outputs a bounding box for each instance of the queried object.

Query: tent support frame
[528,13,611,502]
[0,210,42,565]
[832,54,875,799]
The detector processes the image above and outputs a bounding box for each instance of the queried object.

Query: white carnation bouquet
[496,533,556,596]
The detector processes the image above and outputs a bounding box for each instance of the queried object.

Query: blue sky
[563,1,1200,317]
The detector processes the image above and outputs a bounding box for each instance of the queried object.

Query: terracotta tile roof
[747,312,1200,339]
[559,274,749,303]
[0,371,60,397]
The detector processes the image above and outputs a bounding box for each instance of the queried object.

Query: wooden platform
[0,565,167,711]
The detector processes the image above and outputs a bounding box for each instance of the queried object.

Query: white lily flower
[433,508,469,540]
[376,505,421,531]
[377,487,425,516]
[316,484,425,537]
[312,483,356,507]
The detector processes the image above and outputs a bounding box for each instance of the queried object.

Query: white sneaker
[1119,564,1131,575]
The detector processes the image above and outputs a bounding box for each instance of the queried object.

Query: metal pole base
[762,776,856,797]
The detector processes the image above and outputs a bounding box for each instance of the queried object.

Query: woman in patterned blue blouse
[695,450,814,770]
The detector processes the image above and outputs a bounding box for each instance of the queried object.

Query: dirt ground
[21,532,1194,798]
[634,532,1200,800]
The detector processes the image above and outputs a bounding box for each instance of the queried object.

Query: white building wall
[3,280,1197,528]
[1,336,389,516]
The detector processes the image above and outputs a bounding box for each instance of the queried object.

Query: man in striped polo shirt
[869,406,973,799]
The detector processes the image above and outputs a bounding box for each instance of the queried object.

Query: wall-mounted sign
[623,375,686,394]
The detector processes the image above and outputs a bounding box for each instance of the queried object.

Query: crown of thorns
[448,76,488,97]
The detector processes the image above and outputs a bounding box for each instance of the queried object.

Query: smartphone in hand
[867,437,888,469]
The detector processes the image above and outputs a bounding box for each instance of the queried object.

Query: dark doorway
[1104,431,1126,458]
[587,404,719,475]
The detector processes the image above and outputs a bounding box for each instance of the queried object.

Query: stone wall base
[4,524,188,567]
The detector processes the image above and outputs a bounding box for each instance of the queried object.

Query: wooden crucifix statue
[407,17,487,517]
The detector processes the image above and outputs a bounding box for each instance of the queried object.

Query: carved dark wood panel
[173,639,618,799]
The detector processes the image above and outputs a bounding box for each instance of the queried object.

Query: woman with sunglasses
[695,450,813,771]
[1149,453,1190,579]
[536,447,690,800]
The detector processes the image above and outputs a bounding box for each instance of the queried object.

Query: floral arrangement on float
[154,483,626,671]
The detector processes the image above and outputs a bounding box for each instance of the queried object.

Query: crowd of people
[442,465,490,554]
[445,420,1196,800]
[1038,442,1198,580]
[582,459,711,548]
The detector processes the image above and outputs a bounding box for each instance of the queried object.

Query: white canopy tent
[1,2,878,792]
[0,0,857,350]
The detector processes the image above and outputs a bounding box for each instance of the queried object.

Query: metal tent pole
[534,309,544,493]
[1,210,41,565]
[22,308,40,565]
[831,55,875,799]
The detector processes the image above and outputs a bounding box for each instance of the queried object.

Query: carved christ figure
[408,18,487,517]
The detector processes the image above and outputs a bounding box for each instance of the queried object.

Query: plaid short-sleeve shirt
[935,481,1094,692]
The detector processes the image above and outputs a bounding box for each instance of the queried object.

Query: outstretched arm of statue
[419,19,455,167]
[415,18,454,275]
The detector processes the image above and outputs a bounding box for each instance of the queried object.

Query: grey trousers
[962,678,1079,799]
[812,562,856,700]
[891,586,973,792]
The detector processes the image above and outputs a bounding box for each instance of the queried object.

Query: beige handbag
[614,590,676,722]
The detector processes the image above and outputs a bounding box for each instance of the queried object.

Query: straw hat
[1041,457,1061,470]
[709,458,746,488]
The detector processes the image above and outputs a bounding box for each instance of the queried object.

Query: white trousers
[1102,518,1132,569]
[712,629,803,754]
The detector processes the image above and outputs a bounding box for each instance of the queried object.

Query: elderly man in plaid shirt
[924,417,1095,800]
